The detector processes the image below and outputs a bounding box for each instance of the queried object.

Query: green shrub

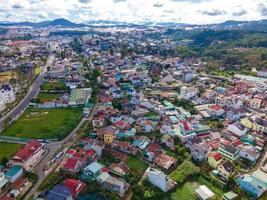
[170,160,200,184]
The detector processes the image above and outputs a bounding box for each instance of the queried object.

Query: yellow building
[208,152,222,168]
[103,133,115,144]
[240,118,253,129]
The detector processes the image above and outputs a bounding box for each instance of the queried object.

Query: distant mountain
[0,18,85,28]
[1,18,267,31]
[206,19,267,31]
[86,20,188,27]
[87,19,267,31]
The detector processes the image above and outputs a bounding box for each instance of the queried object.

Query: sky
[0,0,267,24]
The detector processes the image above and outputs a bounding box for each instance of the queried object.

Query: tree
[112,100,123,110]
[1,156,9,165]
[176,46,197,58]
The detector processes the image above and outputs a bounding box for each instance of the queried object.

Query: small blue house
[5,165,23,183]
[236,170,267,198]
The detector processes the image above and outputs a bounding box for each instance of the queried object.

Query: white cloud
[0,0,266,24]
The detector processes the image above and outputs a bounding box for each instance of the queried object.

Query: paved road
[24,101,98,200]
[0,55,54,131]
[200,73,234,83]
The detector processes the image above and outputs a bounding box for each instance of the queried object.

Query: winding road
[24,101,98,200]
[0,55,54,131]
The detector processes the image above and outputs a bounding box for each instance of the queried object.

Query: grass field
[36,92,61,103]
[40,81,68,91]
[169,176,225,200]
[127,156,148,171]
[2,108,82,139]
[127,156,148,184]
[0,142,23,161]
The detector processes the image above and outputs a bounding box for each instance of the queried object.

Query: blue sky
[0,0,267,24]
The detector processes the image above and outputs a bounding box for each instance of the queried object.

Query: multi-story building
[9,140,44,171]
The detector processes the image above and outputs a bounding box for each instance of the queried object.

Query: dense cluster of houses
[35,41,266,199]
[0,140,45,199]
[0,26,266,199]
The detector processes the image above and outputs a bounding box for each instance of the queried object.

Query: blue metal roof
[46,185,72,200]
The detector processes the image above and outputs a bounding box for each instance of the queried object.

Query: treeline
[174,30,267,70]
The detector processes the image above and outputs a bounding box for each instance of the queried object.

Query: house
[116,128,136,139]
[239,146,260,164]
[227,123,248,137]
[131,107,150,117]
[218,144,239,160]
[160,134,174,148]
[143,143,163,162]
[218,160,234,180]
[97,126,118,144]
[215,95,243,109]
[46,185,73,200]
[109,163,129,177]
[253,118,267,134]
[240,117,253,129]
[147,168,176,192]
[97,172,129,197]
[208,105,225,117]
[82,162,103,180]
[249,97,262,109]
[69,88,91,105]
[5,166,23,183]
[63,179,86,198]
[113,141,132,153]
[236,170,267,198]
[180,86,198,100]
[92,116,105,128]
[0,84,15,111]
[66,149,77,158]
[208,152,222,168]
[9,140,44,171]
[113,89,123,99]
[195,185,215,200]
[190,142,209,162]
[235,82,248,93]
[131,134,149,147]
[225,108,244,121]
[0,172,9,192]
[223,191,238,200]
[103,133,116,144]
[7,178,31,198]
[63,158,82,173]
[154,153,177,170]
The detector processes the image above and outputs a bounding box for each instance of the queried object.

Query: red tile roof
[209,141,220,149]
[64,158,80,170]
[12,140,42,162]
[211,105,222,111]
[210,152,222,161]
[66,149,76,156]
[64,179,86,197]
[147,143,161,154]
[232,139,242,147]
[85,149,95,158]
